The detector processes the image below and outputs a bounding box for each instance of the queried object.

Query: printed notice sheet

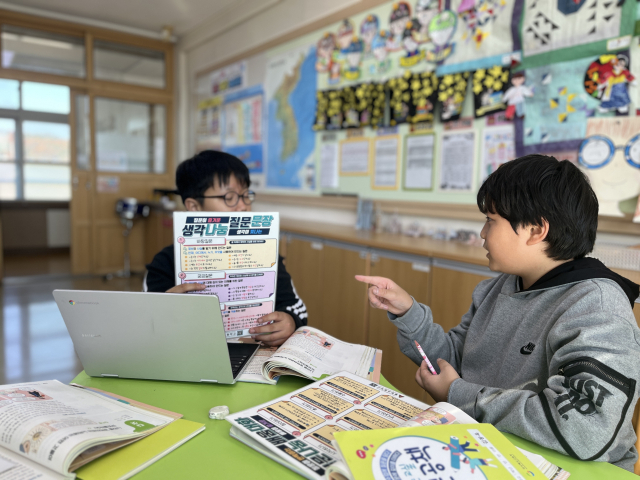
[173,212,279,339]
[320,143,339,189]
[404,133,434,190]
[482,125,515,182]
[372,136,399,188]
[227,372,428,480]
[340,139,370,175]
[440,131,475,191]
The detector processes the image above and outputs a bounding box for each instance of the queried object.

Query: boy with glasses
[145,150,307,346]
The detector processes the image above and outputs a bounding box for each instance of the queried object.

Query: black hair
[477,154,598,261]
[175,150,250,204]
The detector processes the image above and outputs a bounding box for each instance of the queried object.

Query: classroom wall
[177,0,640,244]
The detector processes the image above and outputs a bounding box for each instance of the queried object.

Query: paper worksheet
[404,133,434,190]
[340,139,370,175]
[481,125,515,182]
[440,130,475,191]
[372,136,399,188]
[319,143,339,189]
[173,212,280,339]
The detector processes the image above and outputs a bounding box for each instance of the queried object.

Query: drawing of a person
[414,0,439,43]
[502,71,534,120]
[337,19,355,54]
[399,21,424,67]
[597,54,636,114]
[316,32,336,73]
[343,37,364,81]
[388,2,412,51]
[370,30,392,75]
[360,14,379,57]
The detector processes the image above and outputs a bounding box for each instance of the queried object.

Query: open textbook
[236,327,382,385]
[226,372,569,480]
[173,211,280,339]
[0,380,183,480]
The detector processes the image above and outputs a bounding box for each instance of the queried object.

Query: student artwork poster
[173,212,280,339]
[227,372,429,480]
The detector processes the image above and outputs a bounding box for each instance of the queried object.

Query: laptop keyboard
[227,343,259,379]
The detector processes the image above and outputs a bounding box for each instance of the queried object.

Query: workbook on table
[236,326,383,385]
[226,372,569,480]
[0,380,204,480]
[173,211,280,339]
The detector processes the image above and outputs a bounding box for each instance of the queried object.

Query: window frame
[0,80,71,200]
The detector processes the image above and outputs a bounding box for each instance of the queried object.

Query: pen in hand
[414,340,438,375]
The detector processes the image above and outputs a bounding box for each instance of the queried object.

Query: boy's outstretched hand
[355,275,413,316]
[415,359,460,403]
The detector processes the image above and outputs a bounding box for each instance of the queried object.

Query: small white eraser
[209,405,229,420]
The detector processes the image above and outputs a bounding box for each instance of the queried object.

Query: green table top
[71,372,636,479]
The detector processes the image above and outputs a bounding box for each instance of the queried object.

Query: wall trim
[259,192,640,236]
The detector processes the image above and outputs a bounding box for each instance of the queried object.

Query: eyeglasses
[579,134,640,169]
[198,190,256,207]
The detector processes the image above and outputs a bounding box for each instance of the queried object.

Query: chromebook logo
[69,300,75,305]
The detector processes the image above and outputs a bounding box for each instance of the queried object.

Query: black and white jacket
[145,245,308,329]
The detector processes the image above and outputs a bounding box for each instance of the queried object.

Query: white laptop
[53,290,259,384]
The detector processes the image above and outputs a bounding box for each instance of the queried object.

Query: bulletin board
[195,0,640,218]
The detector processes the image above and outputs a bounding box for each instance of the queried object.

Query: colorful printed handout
[173,212,280,339]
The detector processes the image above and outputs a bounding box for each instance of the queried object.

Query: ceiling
[4,0,240,36]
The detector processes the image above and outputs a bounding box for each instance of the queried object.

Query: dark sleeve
[275,255,308,329]
[145,245,176,293]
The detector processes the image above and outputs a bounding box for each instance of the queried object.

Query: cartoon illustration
[473,65,510,117]
[585,53,636,115]
[414,0,439,43]
[316,32,336,73]
[408,71,438,123]
[337,19,355,53]
[400,21,425,67]
[388,2,412,51]
[359,14,379,57]
[438,72,470,122]
[329,58,341,85]
[343,37,364,81]
[370,30,392,75]
[457,0,506,48]
[502,70,534,120]
[579,117,640,217]
[299,329,334,349]
[444,435,478,469]
[424,9,457,64]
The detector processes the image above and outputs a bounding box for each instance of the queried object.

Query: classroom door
[69,91,94,274]
[368,253,432,402]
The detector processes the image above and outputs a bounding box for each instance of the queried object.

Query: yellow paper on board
[75,419,204,480]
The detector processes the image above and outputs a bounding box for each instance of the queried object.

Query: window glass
[75,95,91,170]
[95,97,165,173]
[0,118,16,160]
[22,82,70,114]
[1,25,85,78]
[93,39,165,88]
[23,121,70,163]
[0,162,17,200]
[24,164,70,200]
[0,79,19,109]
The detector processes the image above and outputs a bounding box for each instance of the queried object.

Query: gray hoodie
[390,259,640,471]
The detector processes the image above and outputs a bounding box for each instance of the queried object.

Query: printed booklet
[331,424,547,480]
[226,372,569,480]
[173,211,280,339]
[0,380,195,480]
[236,326,383,385]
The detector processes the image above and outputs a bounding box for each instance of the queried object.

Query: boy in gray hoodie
[357,155,640,471]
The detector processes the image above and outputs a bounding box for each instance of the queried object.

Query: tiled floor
[1,273,139,385]
[4,251,72,277]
